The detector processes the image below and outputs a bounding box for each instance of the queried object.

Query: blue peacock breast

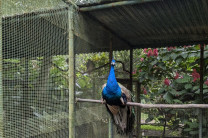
[102,87,122,105]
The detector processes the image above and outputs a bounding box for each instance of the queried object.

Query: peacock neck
[106,65,120,94]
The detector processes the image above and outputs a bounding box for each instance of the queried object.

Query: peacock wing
[119,83,131,102]
[107,104,119,115]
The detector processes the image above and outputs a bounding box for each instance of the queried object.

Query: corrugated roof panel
[84,0,208,48]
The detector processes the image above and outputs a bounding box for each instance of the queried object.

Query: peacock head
[111,59,116,66]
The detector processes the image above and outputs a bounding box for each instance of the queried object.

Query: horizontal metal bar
[76,98,208,109]
[79,0,162,12]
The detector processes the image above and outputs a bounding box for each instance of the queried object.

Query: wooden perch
[76,98,208,109]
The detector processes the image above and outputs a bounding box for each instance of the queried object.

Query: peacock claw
[101,98,105,104]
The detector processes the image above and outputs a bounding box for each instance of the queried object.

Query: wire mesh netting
[1,1,208,138]
[75,51,137,138]
[1,1,70,137]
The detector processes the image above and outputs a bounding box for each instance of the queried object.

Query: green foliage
[141,125,164,131]
[134,45,208,137]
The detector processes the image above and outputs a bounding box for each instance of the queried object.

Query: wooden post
[0,2,4,136]
[68,6,75,138]
[199,44,204,138]
[109,37,113,138]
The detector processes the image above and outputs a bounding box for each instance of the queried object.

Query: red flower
[164,78,171,86]
[174,72,180,79]
[144,48,148,54]
[167,47,176,51]
[153,49,158,56]
[140,58,144,62]
[143,88,147,95]
[147,49,153,57]
[132,70,137,75]
[184,45,191,48]
[139,69,142,72]
[205,80,208,86]
[191,69,200,82]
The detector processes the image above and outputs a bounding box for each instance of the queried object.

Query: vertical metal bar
[68,6,75,138]
[108,118,113,138]
[200,44,204,103]
[136,82,141,138]
[129,48,133,92]
[129,48,133,138]
[109,37,113,138]
[109,37,113,67]
[0,2,4,136]
[199,44,204,138]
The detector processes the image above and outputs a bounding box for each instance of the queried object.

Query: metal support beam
[199,44,204,138]
[0,2,4,136]
[84,13,133,49]
[68,6,75,138]
[129,48,133,92]
[136,82,141,138]
[109,37,113,138]
[200,44,204,103]
[79,0,161,12]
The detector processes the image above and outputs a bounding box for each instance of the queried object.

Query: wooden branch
[116,60,130,74]
[76,60,130,74]
[76,98,208,109]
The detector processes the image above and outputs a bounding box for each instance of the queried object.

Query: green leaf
[145,115,154,123]
[169,89,177,96]
[158,62,166,70]
[185,84,192,89]
[204,51,208,58]
[175,57,183,64]
[163,55,170,61]
[170,53,178,60]
[173,99,182,104]
[150,60,157,66]
[163,92,173,103]
[189,130,198,135]
[181,52,188,58]
[188,122,198,128]
[158,88,165,94]
[184,128,192,132]
[176,74,191,83]
[177,90,187,96]
[193,86,199,91]
[188,53,197,58]
[195,89,200,94]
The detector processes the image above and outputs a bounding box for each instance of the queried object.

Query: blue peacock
[102,59,134,134]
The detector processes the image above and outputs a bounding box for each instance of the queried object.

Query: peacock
[102,59,134,134]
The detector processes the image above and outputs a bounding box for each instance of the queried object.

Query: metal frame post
[136,82,141,138]
[68,6,75,138]
[0,2,4,136]
[199,44,204,138]
[109,37,114,138]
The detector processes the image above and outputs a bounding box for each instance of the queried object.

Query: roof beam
[79,0,162,12]
[84,12,134,48]
[132,40,208,49]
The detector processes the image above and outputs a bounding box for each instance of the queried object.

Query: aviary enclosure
[0,0,208,138]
